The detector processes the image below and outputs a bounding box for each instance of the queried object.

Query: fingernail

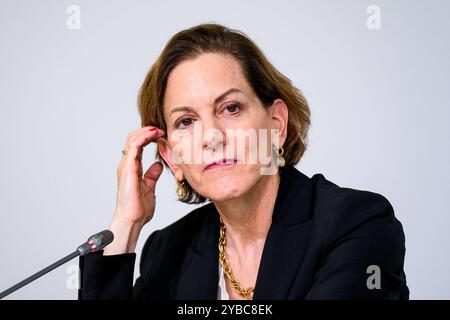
[149,127,157,132]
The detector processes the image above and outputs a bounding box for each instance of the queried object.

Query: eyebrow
[169,88,243,115]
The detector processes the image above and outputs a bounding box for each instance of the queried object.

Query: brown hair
[137,22,311,204]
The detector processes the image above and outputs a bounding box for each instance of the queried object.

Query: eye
[175,117,194,129]
[222,103,241,115]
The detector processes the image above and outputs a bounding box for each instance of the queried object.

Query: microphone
[0,230,114,299]
[77,230,114,256]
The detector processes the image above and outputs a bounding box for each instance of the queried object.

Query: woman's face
[158,53,287,202]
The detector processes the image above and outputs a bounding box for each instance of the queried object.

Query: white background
[0,0,449,299]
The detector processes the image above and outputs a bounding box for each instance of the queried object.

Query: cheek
[230,128,272,164]
[249,113,275,159]
[181,164,201,182]
[170,134,197,164]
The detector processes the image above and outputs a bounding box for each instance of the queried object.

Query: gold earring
[275,147,285,167]
[176,179,187,199]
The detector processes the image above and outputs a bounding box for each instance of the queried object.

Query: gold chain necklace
[218,217,254,300]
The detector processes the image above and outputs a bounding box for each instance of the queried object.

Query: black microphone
[0,230,114,299]
[76,230,114,256]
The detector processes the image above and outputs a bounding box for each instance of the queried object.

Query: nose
[201,117,225,152]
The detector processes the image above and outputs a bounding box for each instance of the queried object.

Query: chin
[199,169,257,202]
[206,187,245,202]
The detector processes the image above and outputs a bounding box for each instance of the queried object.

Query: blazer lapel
[253,166,314,299]
[176,204,220,299]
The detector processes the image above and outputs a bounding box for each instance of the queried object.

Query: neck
[213,172,280,247]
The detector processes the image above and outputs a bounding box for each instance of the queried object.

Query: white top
[217,263,230,300]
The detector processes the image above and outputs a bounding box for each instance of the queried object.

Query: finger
[122,126,166,156]
[126,126,166,140]
[123,128,165,162]
[143,161,164,192]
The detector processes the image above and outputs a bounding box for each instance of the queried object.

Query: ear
[157,138,184,181]
[270,99,289,148]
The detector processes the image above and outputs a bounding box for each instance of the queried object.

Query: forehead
[163,53,252,112]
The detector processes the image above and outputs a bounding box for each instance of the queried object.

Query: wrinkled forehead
[163,53,253,116]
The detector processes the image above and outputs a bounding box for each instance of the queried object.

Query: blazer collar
[176,165,314,299]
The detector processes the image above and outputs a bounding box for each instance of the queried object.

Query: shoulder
[310,173,401,231]
[309,173,406,270]
[301,173,409,298]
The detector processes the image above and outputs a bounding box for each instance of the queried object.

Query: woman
[79,23,409,300]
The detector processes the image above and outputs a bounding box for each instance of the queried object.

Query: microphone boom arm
[0,250,80,299]
[0,229,113,299]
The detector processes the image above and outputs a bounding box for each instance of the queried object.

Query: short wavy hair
[137,22,311,204]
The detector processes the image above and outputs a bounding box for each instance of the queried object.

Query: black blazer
[78,165,409,300]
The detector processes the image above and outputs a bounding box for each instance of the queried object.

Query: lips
[204,159,237,171]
